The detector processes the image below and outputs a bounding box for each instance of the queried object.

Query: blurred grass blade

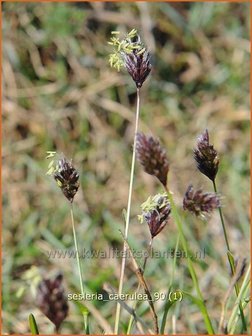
[228,264,250,334]
[182,291,206,311]
[160,286,177,334]
[160,235,180,334]
[214,180,247,332]
[29,314,39,335]
[76,301,90,334]
[76,300,89,315]
[85,315,90,335]
[166,188,214,334]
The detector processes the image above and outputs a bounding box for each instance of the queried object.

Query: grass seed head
[123,36,151,88]
[183,184,221,217]
[54,158,79,203]
[193,129,219,181]
[141,194,171,238]
[108,30,151,87]
[36,273,69,332]
[136,132,169,187]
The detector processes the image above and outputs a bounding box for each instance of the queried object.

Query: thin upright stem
[143,238,153,270]
[114,88,141,334]
[212,180,247,332]
[70,203,88,332]
[160,234,180,334]
[213,180,230,251]
[126,238,153,334]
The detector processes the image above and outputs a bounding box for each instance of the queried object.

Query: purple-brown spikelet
[136,133,169,187]
[54,158,79,203]
[183,184,221,217]
[124,36,151,88]
[193,129,219,182]
[143,197,171,238]
[36,273,69,332]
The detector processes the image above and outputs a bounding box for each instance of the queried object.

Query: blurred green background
[2,1,250,334]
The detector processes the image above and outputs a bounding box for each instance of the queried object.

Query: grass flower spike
[136,132,169,187]
[54,158,80,203]
[140,194,171,238]
[123,35,151,88]
[36,273,69,332]
[183,184,221,217]
[108,29,151,88]
[194,129,219,181]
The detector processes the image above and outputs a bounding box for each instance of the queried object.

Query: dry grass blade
[103,283,148,334]
[219,257,248,333]
[119,230,159,334]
